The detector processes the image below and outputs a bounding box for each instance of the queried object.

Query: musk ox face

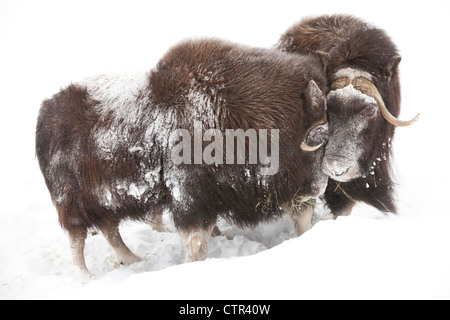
[322,85,380,182]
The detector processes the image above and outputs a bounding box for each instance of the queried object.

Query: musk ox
[277,14,419,217]
[36,38,329,276]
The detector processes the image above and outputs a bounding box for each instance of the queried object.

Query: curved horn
[300,140,323,152]
[300,121,327,152]
[353,77,420,127]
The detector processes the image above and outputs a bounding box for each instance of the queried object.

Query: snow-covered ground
[1,0,449,299]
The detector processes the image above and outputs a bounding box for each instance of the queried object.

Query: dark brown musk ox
[276,14,419,218]
[36,38,329,277]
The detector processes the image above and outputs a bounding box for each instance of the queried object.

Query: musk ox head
[322,69,419,182]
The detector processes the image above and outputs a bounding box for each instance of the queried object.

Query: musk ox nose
[322,156,350,177]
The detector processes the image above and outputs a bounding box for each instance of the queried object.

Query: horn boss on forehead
[332,76,420,127]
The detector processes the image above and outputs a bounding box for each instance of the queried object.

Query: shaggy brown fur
[36,38,328,273]
[277,14,403,216]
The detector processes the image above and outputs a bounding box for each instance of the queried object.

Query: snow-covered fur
[36,38,328,275]
[277,14,402,216]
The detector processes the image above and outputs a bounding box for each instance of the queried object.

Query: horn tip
[401,112,420,127]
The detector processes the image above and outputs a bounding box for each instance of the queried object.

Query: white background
[0,0,449,299]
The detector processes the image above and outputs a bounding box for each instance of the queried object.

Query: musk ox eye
[362,106,377,118]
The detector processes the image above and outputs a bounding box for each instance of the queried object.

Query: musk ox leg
[211,225,224,237]
[336,202,355,217]
[147,209,224,236]
[324,183,356,218]
[99,223,142,266]
[290,205,314,237]
[147,208,168,233]
[68,229,91,278]
[328,199,355,219]
[179,223,216,263]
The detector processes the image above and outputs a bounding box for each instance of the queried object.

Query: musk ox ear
[306,80,326,117]
[386,55,402,82]
[315,50,331,72]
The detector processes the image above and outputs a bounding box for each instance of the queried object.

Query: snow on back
[81,72,149,120]
[185,69,225,129]
[79,72,150,158]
